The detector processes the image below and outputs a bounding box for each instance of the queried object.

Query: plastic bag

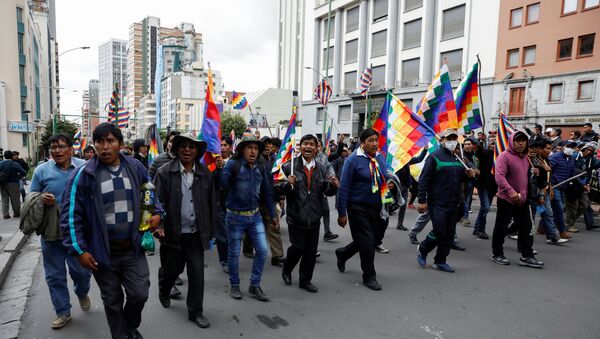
[141,231,155,252]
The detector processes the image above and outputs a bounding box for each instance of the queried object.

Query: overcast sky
[56,0,278,117]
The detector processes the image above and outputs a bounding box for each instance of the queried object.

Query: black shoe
[587,225,600,230]
[335,248,345,272]
[159,293,170,308]
[126,330,144,339]
[491,255,510,265]
[451,243,466,251]
[299,282,318,293]
[323,231,339,241]
[519,257,544,268]
[477,232,489,240]
[396,225,408,231]
[230,286,242,300]
[169,286,182,299]
[282,270,292,285]
[3,215,10,219]
[363,279,382,291]
[271,257,285,266]
[409,234,419,245]
[189,315,210,328]
[248,286,270,302]
[174,277,183,286]
[13,213,19,218]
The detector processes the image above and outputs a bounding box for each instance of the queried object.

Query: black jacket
[395,148,427,189]
[154,159,217,250]
[275,159,337,228]
[475,143,497,193]
[418,147,467,206]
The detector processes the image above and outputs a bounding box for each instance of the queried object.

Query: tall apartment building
[297,0,500,138]
[98,39,127,120]
[490,0,599,135]
[278,0,306,97]
[81,89,90,137]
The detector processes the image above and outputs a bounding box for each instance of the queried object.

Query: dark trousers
[418,202,461,264]
[93,252,149,339]
[159,233,205,318]
[1,182,20,217]
[215,210,228,265]
[396,187,409,228]
[492,198,534,258]
[283,226,320,285]
[337,204,386,282]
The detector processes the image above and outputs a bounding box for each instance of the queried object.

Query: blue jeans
[538,192,558,240]
[474,187,493,233]
[551,188,567,233]
[463,181,475,218]
[41,238,91,316]
[226,212,268,287]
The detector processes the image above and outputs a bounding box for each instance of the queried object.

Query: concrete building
[137,93,156,138]
[81,89,90,137]
[294,0,500,139]
[88,79,100,131]
[0,0,56,160]
[278,0,307,98]
[489,0,600,135]
[98,39,127,121]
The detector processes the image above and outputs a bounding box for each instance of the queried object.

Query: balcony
[19,53,26,65]
[20,85,27,97]
[17,22,24,34]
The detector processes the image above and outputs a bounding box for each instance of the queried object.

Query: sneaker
[396,225,408,231]
[409,233,419,245]
[79,295,91,312]
[323,232,339,241]
[533,249,538,255]
[491,255,510,265]
[546,238,568,245]
[477,232,489,240]
[248,286,270,302]
[560,232,572,239]
[432,263,455,273]
[375,245,389,253]
[190,315,210,329]
[462,218,471,226]
[51,315,71,329]
[230,286,242,300]
[519,257,544,268]
[416,247,427,267]
[145,251,154,256]
[567,227,579,233]
[509,235,518,240]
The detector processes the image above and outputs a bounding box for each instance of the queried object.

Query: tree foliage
[220,111,247,139]
[40,118,79,148]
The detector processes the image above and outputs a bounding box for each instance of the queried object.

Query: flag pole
[114,82,119,128]
[322,0,333,145]
[476,54,485,133]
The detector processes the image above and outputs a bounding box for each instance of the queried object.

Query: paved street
[15,201,600,339]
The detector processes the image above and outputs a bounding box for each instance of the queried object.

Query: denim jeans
[41,238,91,316]
[538,192,558,240]
[463,181,475,219]
[474,187,493,233]
[226,212,268,287]
[551,188,567,233]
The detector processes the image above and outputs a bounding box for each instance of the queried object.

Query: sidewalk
[0,215,29,288]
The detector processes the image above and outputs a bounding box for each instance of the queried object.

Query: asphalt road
[18,202,600,339]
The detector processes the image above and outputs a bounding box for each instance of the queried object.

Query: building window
[339,105,352,122]
[322,46,334,70]
[371,65,386,89]
[405,0,423,12]
[344,71,357,92]
[401,58,420,86]
[441,49,463,80]
[22,134,28,147]
[577,33,595,57]
[584,0,600,10]
[19,65,25,84]
[523,45,536,66]
[346,7,359,33]
[510,8,523,28]
[507,48,519,68]
[323,16,335,41]
[562,0,578,15]
[548,83,563,102]
[577,80,595,100]
[526,3,540,24]
[509,87,526,116]
[557,38,573,60]
[16,7,23,22]
[403,19,422,50]
[345,39,358,64]
[442,5,466,40]
[317,107,324,122]
[371,30,387,57]
[373,0,388,22]
[18,34,24,54]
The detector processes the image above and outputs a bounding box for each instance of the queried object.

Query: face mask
[444,141,458,152]
[563,148,574,156]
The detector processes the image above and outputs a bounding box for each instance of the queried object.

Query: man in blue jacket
[549,141,577,238]
[61,123,162,339]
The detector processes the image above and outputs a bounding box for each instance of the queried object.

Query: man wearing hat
[221,131,278,301]
[154,132,217,328]
[566,142,600,231]
[416,129,476,273]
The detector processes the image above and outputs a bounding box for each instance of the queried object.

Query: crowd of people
[16,120,600,338]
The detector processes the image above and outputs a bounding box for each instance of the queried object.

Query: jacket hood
[508,129,529,155]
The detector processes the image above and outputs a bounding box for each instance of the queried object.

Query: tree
[220,111,247,138]
[39,118,79,157]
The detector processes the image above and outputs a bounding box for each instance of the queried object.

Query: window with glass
[523,46,536,65]
[22,134,28,147]
[373,0,389,22]
[578,80,594,100]
[510,8,523,28]
[578,33,595,57]
[18,34,24,54]
[402,58,420,84]
[526,3,540,24]
[405,0,423,12]
[371,65,386,88]
[403,19,422,50]
[19,66,25,85]
[323,16,335,41]
[16,7,23,22]
[346,7,359,33]
[548,83,563,102]
[442,5,466,40]
[339,105,352,122]
[562,0,578,15]
[507,49,519,68]
[557,38,573,59]
[317,107,324,122]
[584,0,600,9]
[440,49,463,80]
[345,39,358,64]
[344,71,357,91]
[509,87,526,116]
[322,46,334,70]
[371,30,387,57]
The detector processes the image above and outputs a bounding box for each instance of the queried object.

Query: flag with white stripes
[314,78,333,106]
[360,66,372,96]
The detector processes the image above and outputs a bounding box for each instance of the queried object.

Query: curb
[0,232,29,287]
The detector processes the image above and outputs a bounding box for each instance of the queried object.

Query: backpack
[0,161,10,184]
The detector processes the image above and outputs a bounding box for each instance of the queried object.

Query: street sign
[8,121,34,133]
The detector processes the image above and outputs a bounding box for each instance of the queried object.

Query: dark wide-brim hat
[171,133,207,159]
[237,131,265,153]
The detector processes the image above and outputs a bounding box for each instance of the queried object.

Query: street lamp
[22,110,31,166]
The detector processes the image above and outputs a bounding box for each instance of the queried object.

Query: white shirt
[357,146,380,158]
[179,162,195,187]
[302,157,316,170]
